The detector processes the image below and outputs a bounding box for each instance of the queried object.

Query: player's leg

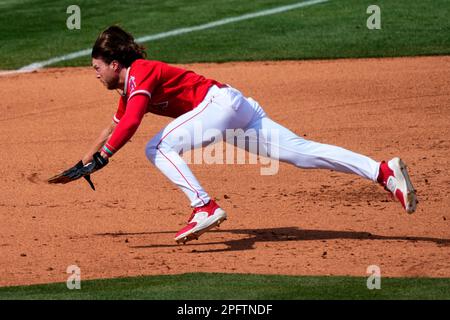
[145,85,256,243]
[247,116,380,181]
[145,86,255,207]
[240,97,417,213]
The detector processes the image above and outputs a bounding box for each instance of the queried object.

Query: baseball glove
[47,152,109,190]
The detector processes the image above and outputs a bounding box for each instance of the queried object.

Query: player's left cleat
[378,157,417,214]
[175,200,227,244]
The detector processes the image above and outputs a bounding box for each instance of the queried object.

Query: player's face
[92,58,119,90]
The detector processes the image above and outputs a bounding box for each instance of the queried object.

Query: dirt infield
[1,56,449,287]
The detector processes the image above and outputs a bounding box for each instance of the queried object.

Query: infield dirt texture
[0,0,449,299]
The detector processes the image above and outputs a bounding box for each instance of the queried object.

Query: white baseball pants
[145,85,380,207]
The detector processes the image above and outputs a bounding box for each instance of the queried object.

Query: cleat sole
[397,158,417,214]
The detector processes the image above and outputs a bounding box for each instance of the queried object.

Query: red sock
[377,161,394,186]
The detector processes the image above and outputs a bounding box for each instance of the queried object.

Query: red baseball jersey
[103,59,223,157]
[113,59,223,122]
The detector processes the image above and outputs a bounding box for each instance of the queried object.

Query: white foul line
[2,0,329,76]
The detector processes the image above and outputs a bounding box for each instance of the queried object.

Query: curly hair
[92,26,147,67]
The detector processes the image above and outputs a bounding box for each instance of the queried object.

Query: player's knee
[145,140,159,164]
[145,139,175,163]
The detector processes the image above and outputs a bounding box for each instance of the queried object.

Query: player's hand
[72,152,109,178]
[47,152,109,190]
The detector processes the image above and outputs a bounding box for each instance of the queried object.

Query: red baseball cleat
[378,157,417,214]
[175,200,227,244]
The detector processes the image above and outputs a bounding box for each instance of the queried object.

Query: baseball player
[49,26,417,244]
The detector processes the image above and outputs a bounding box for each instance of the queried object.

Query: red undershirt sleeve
[102,94,150,157]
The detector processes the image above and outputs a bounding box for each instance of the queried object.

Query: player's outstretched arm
[82,121,117,164]
[99,94,149,158]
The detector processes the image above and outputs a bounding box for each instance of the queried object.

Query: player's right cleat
[378,157,417,214]
[175,200,227,244]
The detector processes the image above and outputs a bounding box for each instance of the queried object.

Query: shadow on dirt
[96,227,450,253]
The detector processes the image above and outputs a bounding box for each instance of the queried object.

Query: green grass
[0,273,449,300]
[0,0,449,69]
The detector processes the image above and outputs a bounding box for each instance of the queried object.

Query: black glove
[48,152,109,190]
[64,152,108,180]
